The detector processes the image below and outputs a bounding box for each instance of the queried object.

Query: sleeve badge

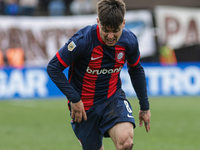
[68,41,76,51]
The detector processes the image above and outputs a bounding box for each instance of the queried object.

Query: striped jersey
[47,24,149,110]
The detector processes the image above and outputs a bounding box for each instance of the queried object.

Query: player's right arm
[47,54,81,103]
[47,29,87,103]
[47,56,87,123]
[47,30,88,122]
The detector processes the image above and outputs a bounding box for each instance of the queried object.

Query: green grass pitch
[0,97,199,150]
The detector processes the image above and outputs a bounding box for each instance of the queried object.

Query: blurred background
[0,1,200,150]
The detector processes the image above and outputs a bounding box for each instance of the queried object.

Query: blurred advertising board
[122,63,200,96]
[155,6,200,49]
[0,10,155,67]
[1,63,200,100]
[0,67,65,99]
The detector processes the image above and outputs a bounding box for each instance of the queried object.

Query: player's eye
[103,29,109,32]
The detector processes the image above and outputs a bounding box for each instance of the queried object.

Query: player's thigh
[71,106,103,150]
[107,122,134,145]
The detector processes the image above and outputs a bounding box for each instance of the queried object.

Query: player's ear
[96,18,100,24]
[123,19,126,28]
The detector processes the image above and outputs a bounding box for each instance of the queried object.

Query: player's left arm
[128,62,149,110]
[126,32,151,132]
[128,62,151,132]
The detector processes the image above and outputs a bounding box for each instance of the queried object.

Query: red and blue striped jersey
[47,24,149,110]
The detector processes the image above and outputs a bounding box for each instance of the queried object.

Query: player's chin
[105,41,116,46]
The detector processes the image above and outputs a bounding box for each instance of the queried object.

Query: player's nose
[107,32,114,39]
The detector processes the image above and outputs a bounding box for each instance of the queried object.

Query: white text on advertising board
[0,69,48,98]
[121,66,200,96]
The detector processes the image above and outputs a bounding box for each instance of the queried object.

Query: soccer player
[47,0,151,149]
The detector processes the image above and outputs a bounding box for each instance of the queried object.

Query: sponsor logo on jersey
[86,66,122,75]
[68,41,76,51]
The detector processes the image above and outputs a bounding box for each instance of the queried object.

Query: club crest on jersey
[68,41,76,51]
[116,51,125,62]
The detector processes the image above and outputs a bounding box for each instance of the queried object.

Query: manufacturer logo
[91,56,102,61]
[127,114,134,118]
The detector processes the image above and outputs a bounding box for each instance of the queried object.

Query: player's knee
[122,139,133,150]
[124,142,133,150]
[117,137,133,150]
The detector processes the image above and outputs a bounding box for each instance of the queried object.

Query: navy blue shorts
[70,89,135,150]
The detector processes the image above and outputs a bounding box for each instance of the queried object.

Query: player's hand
[138,110,151,132]
[71,100,87,123]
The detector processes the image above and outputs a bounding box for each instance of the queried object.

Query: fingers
[82,109,87,121]
[139,118,150,132]
[73,109,87,123]
[139,118,143,127]
[74,111,82,123]
[144,121,150,132]
[70,100,87,123]
[71,111,75,120]
[138,110,151,132]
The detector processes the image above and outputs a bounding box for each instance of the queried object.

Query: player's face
[97,18,125,46]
